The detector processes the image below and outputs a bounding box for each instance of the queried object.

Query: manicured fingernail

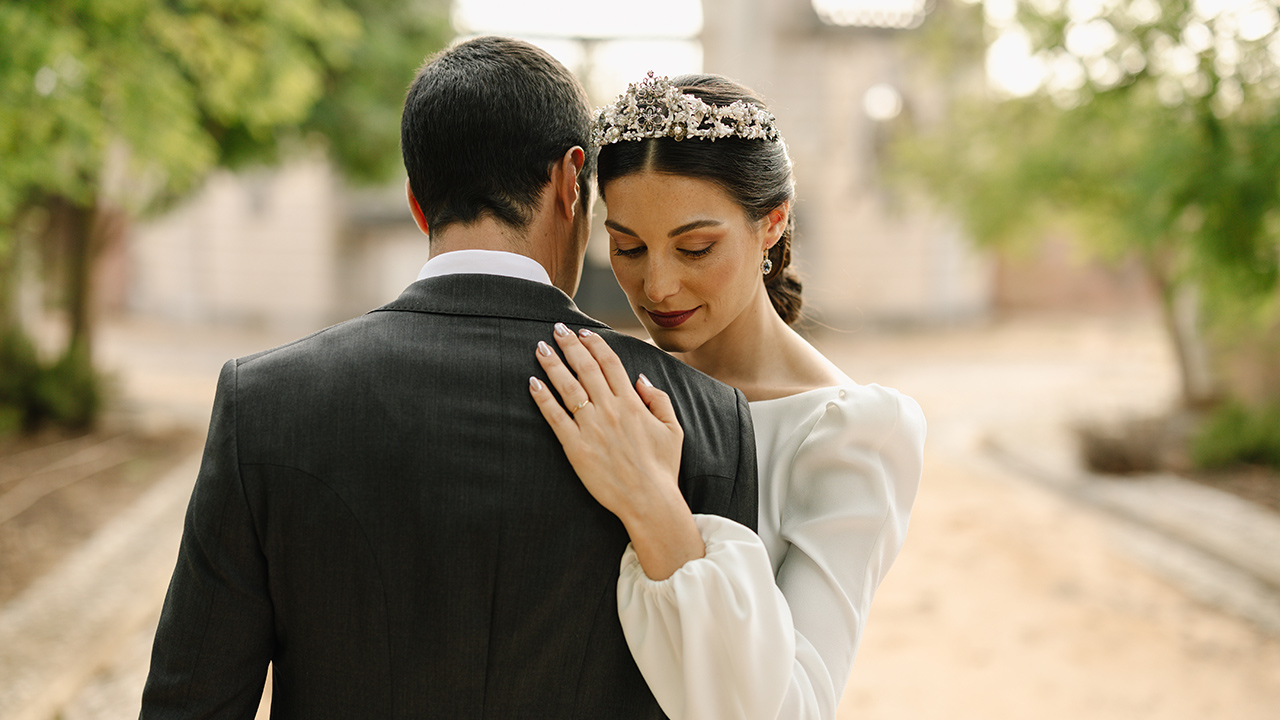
[579,328,594,338]
[529,376,543,391]
[538,341,553,357]
[554,322,572,337]
[638,373,653,388]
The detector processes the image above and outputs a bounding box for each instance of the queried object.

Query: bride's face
[603,170,774,353]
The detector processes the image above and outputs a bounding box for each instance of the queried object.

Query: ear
[406,179,429,236]
[553,146,586,221]
[762,201,790,251]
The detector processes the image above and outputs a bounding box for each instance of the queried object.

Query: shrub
[36,344,100,430]
[1192,403,1280,469]
[0,329,45,434]
[1077,417,1163,474]
[0,329,101,435]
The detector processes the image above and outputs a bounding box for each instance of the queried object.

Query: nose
[643,255,680,305]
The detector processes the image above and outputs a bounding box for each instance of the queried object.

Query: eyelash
[611,246,714,259]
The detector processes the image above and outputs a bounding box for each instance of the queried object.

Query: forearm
[617,482,705,581]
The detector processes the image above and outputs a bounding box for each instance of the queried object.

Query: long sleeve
[141,360,274,719]
[617,386,926,720]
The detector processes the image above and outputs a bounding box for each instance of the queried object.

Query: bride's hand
[530,322,682,519]
[529,323,704,579]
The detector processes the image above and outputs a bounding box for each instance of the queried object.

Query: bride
[528,72,926,719]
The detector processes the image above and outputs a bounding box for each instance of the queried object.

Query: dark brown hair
[401,36,596,236]
[596,74,802,324]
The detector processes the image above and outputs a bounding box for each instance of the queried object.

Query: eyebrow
[668,219,723,237]
[604,219,724,238]
[604,219,638,236]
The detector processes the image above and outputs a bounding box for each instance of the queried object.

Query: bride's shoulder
[749,328,925,443]
[832,383,926,444]
[753,381,925,450]
[751,382,925,508]
[742,338,849,402]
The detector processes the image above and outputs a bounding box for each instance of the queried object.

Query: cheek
[700,254,751,301]
[609,257,644,299]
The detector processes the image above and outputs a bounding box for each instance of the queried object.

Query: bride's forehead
[606,172,738,211]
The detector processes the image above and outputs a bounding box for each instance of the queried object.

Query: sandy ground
[16,311,1280,718]
[839,450,1280,719]
[821,315,1280,718]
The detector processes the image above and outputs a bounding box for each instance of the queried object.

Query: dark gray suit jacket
[141,274,758,719]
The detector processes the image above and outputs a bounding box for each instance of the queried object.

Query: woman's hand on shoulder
[529,323,703,579]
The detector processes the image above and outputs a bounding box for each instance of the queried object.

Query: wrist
[620,484,705,581]
[613,475,684,528]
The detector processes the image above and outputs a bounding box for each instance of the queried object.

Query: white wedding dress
[617,382,926,720]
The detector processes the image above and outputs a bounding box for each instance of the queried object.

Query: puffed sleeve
[617,386,926,720]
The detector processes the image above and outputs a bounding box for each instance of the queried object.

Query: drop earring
[761,256,773,275]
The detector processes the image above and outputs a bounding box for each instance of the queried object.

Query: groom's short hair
[401,36,596,237]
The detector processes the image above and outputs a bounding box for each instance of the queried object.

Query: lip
[646,307,699,328]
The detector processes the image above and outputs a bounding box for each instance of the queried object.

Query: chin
[643,325,702,354]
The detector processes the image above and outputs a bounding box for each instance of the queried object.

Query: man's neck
[429,213,575,293]
[428,216,529,259]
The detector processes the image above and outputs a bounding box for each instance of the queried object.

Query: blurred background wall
[111,0,1151,335]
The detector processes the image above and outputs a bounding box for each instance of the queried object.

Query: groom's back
[143,34,757,719]
[142,274,757,718]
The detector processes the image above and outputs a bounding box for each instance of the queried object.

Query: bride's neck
[676,290,791,395]
[676,289,849,402]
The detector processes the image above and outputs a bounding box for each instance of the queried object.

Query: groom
[140,36,757,718]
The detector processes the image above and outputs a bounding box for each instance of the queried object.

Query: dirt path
[822,314,1280,718]
[0,430,199,606]
[840,449,1280,718]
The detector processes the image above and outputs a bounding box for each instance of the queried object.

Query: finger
[535,339,593,414]
[636,374,682,434]
[576,328,637,398]
[550,323,613,400]
[528,375,580,443]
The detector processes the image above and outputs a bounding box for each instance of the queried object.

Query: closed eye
[613,246,645,258]
[681,246,713,259]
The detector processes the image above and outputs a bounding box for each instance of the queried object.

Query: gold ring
[571,399,591,414]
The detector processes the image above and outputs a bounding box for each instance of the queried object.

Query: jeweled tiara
[591,72,780,147]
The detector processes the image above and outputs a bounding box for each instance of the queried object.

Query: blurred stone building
[121,0,1151,333]
[701,0,992,328]
[129,158,347,331]
[129,156,434,331]
[124,157,636,331]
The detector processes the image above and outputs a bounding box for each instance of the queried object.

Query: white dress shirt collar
[415,249,552,286]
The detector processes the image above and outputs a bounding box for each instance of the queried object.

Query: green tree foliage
[1,0,362,225]
[0,0,451,432]
[1193,401,1280,467]
[305,0,453,183]
[898,0,1280,411]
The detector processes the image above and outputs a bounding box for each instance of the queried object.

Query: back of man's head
[401,36,596,239]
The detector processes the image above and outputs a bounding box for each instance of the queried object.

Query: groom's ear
[406,179,430,237]
[553,146,586,221]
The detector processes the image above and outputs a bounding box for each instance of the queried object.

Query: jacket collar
[371,273,610,329]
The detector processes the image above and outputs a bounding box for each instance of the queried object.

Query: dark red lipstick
[647,308,699,328]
